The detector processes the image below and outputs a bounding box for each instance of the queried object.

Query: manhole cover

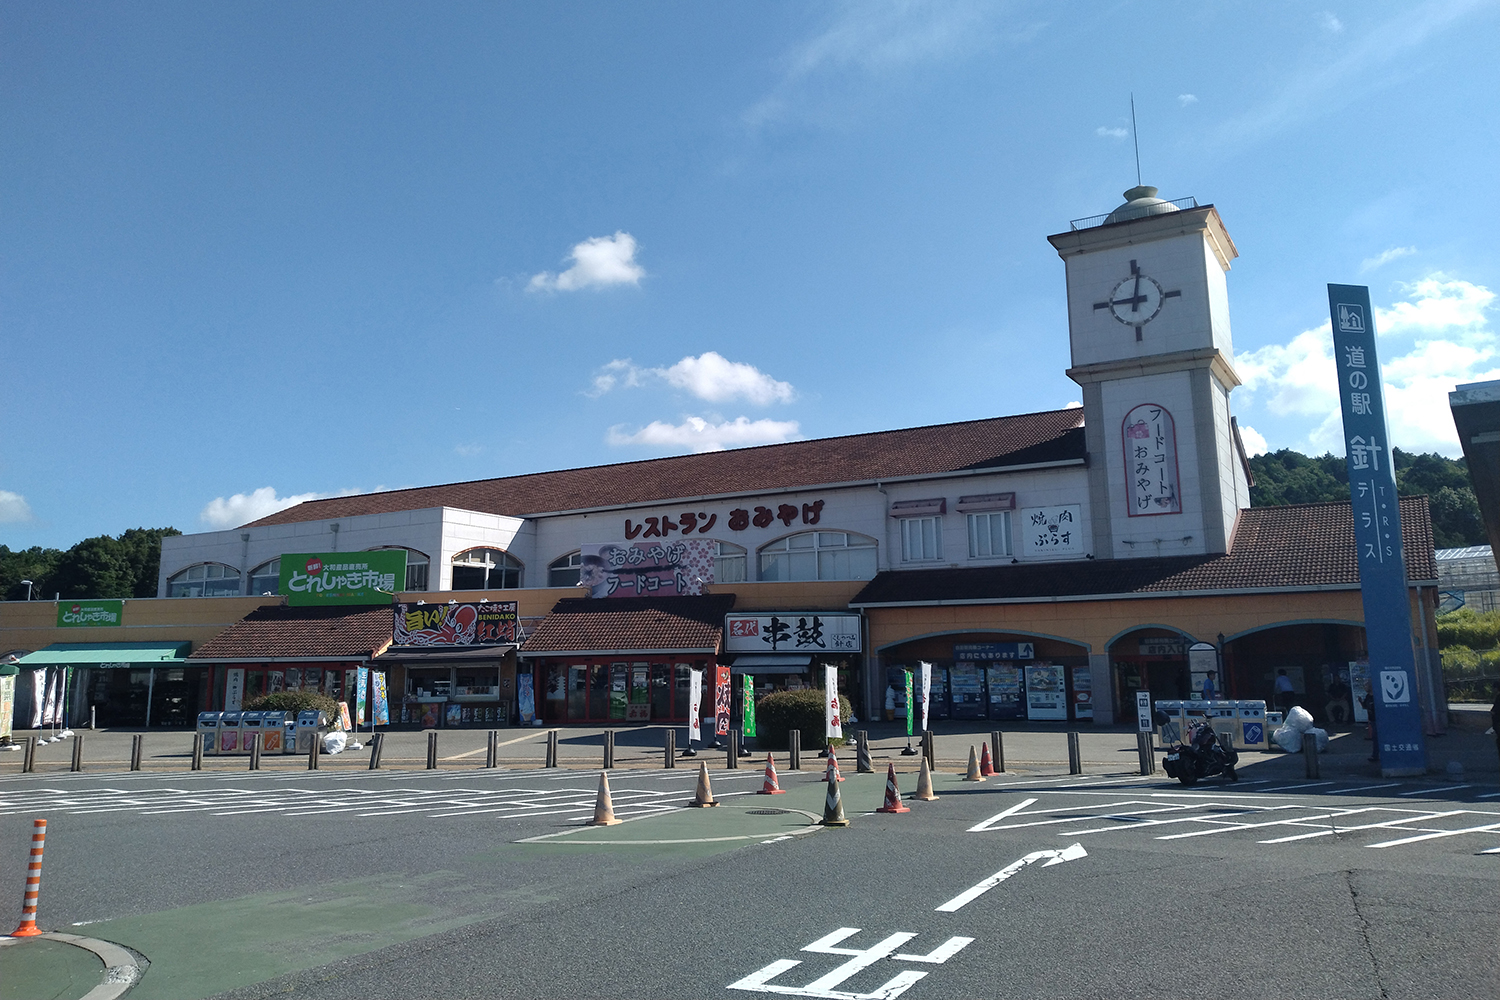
[746,808,789,816]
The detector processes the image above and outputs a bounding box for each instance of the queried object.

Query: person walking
[1274,669,1296,715]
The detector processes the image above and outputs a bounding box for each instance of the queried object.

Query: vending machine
[1024,664,1067,721]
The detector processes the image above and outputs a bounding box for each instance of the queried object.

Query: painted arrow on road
[934,843,1087,912]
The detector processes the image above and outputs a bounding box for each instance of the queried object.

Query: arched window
[247,559,281,596]
[167,563,243,598]
[451,548,522,590]
[714,541,747,584]
[369,547,430,591]
[549,551,582,588]
[758,532,877,582]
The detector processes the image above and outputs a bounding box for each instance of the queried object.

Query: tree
[0,527,180,600]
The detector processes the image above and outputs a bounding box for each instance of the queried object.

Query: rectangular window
[900,517,942,562]
[967,511,1012,558]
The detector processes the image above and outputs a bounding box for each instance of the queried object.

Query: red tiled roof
[190,605,395,660]
[247,409,1086,526]
[851,497,1437,605]
[520,595,736,655]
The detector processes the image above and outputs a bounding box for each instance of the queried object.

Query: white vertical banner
[30,670,45,728]
[42,668,59,726]
[824,664,843,740]
[688,669,702,742]
[224,668,245,713]
[919,661,932,733]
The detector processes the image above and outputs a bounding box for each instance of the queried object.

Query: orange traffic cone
[913,755,938,801]
[11,819,46,937]
[689,761,719,807]
[589,771,622,826]
[758,754,786,795]
[875,763,910,814]
[822,748,845,783]
[979,741,995,777]
[964,745,985,782]
[820,774,850,827]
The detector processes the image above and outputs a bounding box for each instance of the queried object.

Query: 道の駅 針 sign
[279,551,405,606]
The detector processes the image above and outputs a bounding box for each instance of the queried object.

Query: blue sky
[3,0,1498,548]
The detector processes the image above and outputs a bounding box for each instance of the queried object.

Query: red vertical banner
[715,665,731,736]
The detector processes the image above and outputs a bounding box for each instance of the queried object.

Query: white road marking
[1399,784,1471,797]
[935,843,1086,912]
[1154,807,1381,840]
[1258,810,1467,843]
[1323,783,1401,795]
[1368,821,1500,848]
[966,798,1038,832]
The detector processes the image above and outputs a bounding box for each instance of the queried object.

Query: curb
[1,930,146,999]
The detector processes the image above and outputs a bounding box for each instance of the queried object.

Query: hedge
[754,688,854,751]
[244,690,342,718]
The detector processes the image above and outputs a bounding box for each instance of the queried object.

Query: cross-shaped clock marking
[1093,260,1181,341]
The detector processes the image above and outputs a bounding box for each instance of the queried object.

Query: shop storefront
[381,599,519,727]
[16,642,195,728]
[879,635,1094,724]
[724,611,864,710]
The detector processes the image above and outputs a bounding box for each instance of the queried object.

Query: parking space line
[1369,821,1500,848]
[1400,784,1471,797]
[1259,811,1468,843]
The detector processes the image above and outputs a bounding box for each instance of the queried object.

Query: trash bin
[240,711,263,753]
[259,711,285,753]
[218,711,243,754]
[196,711,222,755]
[282,713,299,754]
[294,710,328,753]
[1237,700,1268,750]
[1264,710,1285,751]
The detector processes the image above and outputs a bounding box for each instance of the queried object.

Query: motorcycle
[1161,719,1239,785]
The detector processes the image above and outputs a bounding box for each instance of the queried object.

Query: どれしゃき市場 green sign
[279,551,405,605]
[57,600,124,627]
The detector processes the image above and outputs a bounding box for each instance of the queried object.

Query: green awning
[18,642,191,668]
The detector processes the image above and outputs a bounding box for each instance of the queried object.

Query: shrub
[755,689,853,751]
[244,690,341,718]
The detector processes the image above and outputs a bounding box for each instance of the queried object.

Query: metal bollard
[90,706,96,730]
[1136,731,1153,775]
[191,732,204,771]
[486,730,498,768]
[427,731,439,770]
[130,734,143,772]
[249,732,262,770]
[855,730,873,773]
[789,728,801,771]
[70,734,84,772]
[368,731,385,770]
[604,729,615,770]
[308,733,321,770]
[727,730,739,768]
[22,736,36,773]
[1067,731,1082,775]
[545,730,559,768]
[1303,732,1320,778]
[664,729,676,768]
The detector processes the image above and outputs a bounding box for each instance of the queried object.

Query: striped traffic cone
[913,755,938,801]
[821,748,845,783]
[589,771,622,826]
[758,754,787,794]
[964,745,985,782]
[11,819,46,937]
[820,774,850,827]
[689,761,719,807]
[979,741,995,777]
[875,763,910,814]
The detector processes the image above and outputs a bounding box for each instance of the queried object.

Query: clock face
[1107,272,1165,327]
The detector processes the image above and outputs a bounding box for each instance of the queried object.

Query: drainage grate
[746,808,790,816]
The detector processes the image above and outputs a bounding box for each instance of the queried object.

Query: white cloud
[743,1,1018,128]
[607,416,802,453]
[0,490,33,523]
[200,487,327,528]
[1320,11,1345,33]
[1096,126,1128,139]
[1237,423,1269,457]
[1178,94,1198,106]
[1236,275,1499,456]
[528,232,645,292]
[1360,245,1417,273]
[588,352,795,406]
[454,443,484,457]
[1064,400,1082,409]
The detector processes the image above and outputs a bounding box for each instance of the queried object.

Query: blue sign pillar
[1328,284,1427,776]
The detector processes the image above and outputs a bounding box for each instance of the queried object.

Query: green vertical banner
[742,674,756,737]
[904,670,914,738]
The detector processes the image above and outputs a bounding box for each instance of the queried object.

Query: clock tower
[1048,186,1252,559]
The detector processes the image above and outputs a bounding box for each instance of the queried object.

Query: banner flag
[355,666,369,726]
[715,665,731,736]
[904,669,914,738]
[742,674,757,737]
[1328,284,1427,774]
[518,672,536,726]
[42,668,59,726]
[371,671,390,726]
[825,664,843,740]
[30,670,44,729]
[0,674,14,741]
[688,669,702,742]
[919,661,932,733]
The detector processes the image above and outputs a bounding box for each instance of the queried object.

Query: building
[1436,546,1500,614]
[6,185,1443,735]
